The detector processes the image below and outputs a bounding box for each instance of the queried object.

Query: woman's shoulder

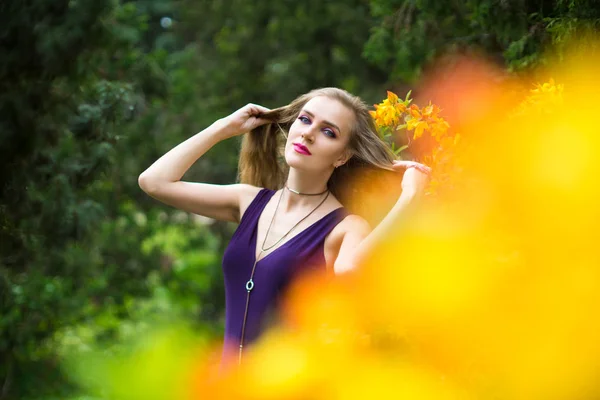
[324,212,371,268]
[237,184,272,222]
[328,212,371,242]
[336,213,371,233]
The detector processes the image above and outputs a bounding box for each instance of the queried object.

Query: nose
[301,128,315,143]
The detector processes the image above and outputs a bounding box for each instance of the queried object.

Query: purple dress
[220,188,348,360]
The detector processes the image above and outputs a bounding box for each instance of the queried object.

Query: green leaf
[394,145,409,155]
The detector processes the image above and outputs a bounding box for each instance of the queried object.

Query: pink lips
[293,143,311,155]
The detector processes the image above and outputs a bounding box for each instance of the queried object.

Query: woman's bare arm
[333,167,429,274]
[138,104,270,223]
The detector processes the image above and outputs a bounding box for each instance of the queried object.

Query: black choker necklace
[284,184,329,196]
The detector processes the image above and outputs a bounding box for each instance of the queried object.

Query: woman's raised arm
[138,104,271,223]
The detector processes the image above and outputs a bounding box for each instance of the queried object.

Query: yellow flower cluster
[531,78,564,99]
[370,91,450,141]
[514,78,564,116]
[406,103,450,140]
[370,90,455,197]
[369,91,407,127]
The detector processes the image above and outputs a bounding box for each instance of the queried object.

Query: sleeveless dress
[220,188,349,361]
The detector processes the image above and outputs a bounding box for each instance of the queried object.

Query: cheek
[288,121,302,136]
[317,144,345,163]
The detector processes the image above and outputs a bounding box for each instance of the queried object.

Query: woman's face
[284,96,355,172]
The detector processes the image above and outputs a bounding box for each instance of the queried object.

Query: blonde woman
[138,88,430,365]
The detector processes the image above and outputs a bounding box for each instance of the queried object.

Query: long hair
[237,88,402,223]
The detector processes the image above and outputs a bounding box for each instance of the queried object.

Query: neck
[282,168,331,211]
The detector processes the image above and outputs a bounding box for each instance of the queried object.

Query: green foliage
[62,324,207,400]
[364,0,600,81]
[0,0,176,397]
[177,0,389,107]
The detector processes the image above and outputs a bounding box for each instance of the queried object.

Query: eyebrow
[302,109,341,134]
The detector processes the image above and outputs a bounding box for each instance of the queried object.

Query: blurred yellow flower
[513,78,564,116]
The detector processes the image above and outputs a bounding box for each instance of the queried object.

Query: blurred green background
[1,0,598,398]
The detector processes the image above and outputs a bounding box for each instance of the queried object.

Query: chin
[284,153,305,170]
[284,149,320,171]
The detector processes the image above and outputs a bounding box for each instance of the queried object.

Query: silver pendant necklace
[238,188,330,364]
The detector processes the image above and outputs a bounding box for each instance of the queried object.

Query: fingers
[246,103,271,117]
[255,104,271,113]
[392,160,432,175]
[413,164,432,175]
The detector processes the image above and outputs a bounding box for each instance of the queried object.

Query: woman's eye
[323,129,336,138]
[298,115,336,138]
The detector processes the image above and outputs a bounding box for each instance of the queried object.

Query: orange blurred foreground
[190,49,600,400]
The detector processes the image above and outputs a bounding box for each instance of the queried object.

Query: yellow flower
[421,104,434,118]
[395,103,407,114]
[407,119,429,139]
[386,90,400,104]
[405,102,449,140]
[371,92,405,127]
[513,78,564,116]
[430,119,450,140]
[408,104,421,119]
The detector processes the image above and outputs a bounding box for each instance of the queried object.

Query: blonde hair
[238,87,401,222]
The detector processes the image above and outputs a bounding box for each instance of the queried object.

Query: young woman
[138,87,430,365]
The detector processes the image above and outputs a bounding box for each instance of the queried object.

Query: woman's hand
[221,103,272,138]
[392,160,431,196]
